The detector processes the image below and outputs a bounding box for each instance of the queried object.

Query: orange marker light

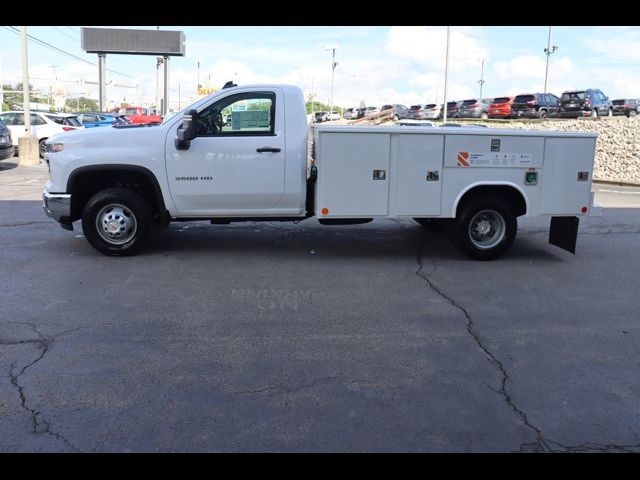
[321,208,329,215]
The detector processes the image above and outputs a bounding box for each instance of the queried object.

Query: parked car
[510,93,560,119]
[0,111,83,158]
[325,111,341,121]
[0,120,14,160]
[408,104,441,120]
[363,106,380,117]
[458,98,492,119]
[380,104,410,120]
[488,96,515,119]
[343,108,356,120]
[442,101,461,118]
[355,107,367,119]
[611,99,639,117]
[313,111,328,123]
[75,112,120,128]
[117,106,162,125]
[557,89,613,118]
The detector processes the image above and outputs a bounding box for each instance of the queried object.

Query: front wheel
[81,188,152,256]
[38,139,47,159]
[607,108,613,117]
[452,197,517,260]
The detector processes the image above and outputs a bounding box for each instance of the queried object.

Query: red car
[118,107,162,125]
[488,96,515,118]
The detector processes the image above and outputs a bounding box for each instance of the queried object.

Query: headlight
[46,143,64,153]
[0,134,9,144]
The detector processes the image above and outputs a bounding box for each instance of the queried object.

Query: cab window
[196,92,275,136]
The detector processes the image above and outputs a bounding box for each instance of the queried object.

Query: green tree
[2,83,47,111]
[305,101,346,114]
[65,96,99,112]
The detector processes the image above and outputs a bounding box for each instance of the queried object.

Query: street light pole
[442,26,451,124]
[543,26,558,94]
[478,59,486,99]
[325,45,339,116]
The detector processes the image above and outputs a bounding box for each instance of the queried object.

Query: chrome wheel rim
[95,203,137,245]
[468,209,506,250]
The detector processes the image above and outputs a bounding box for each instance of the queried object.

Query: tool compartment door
[539,136,596,214]
[394,133,444,216]
[316,132,390,217]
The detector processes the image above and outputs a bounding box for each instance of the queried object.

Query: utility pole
[19,26,39,165]
[543,26,558,94]
[325,45,339,115]
[311,78,314,118]
[478,59,486,99]
[442,26,451,124]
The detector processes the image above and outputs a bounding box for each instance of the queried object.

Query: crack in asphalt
[3,322,82,452]
[414,250,640,453]
[233,375,340,397]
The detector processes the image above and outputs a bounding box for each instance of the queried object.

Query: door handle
[256,147,281,153]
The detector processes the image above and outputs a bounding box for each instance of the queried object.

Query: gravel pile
[479,117,640,185]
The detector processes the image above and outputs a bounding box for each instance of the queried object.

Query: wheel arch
[452,182,528,218]
[67,164,167,222]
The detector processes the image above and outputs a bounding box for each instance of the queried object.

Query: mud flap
[549,216,579,254]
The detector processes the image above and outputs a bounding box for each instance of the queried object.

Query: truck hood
[48,123,168,149]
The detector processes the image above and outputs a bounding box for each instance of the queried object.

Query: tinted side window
[32,114,46,125]
[0,113,16,125]
[197,92,275,136]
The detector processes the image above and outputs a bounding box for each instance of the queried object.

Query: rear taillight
[526,100,535,105]
[62,127,77,131]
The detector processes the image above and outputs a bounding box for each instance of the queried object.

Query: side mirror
[175,109,198,150]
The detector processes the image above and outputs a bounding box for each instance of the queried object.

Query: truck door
[166,89,285,215]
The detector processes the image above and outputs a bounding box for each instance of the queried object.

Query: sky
[1,26,639,111]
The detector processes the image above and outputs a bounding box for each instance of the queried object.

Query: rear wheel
[591,109,598,118]
[451,197,517,260]
[607,108,613,117]
[480,112,488,120]
[81,188,152,256]
[539,109,547,119]
[630,110,637,117]
[38,139,47,159]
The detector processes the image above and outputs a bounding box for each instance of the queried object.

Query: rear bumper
[43,188,73,230]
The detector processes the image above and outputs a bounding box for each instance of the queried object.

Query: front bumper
[43,188,73,230]
[0,145,14,160]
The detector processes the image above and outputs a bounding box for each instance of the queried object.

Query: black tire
[414,218,449,232]
[539,109,547,119]
[38,139,47,159]
[81,188,153,256]
[607,108,613,117]
[629,110,637,117]
[591,109,598,118]
[451,197,517,260]
[480,112,488,120]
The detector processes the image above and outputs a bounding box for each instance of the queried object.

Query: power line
[2,26,134,79]
[52,26,78,41]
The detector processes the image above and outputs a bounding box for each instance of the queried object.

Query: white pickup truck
[43,83,598,259]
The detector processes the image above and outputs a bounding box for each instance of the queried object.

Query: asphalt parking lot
[1,159,640,452]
